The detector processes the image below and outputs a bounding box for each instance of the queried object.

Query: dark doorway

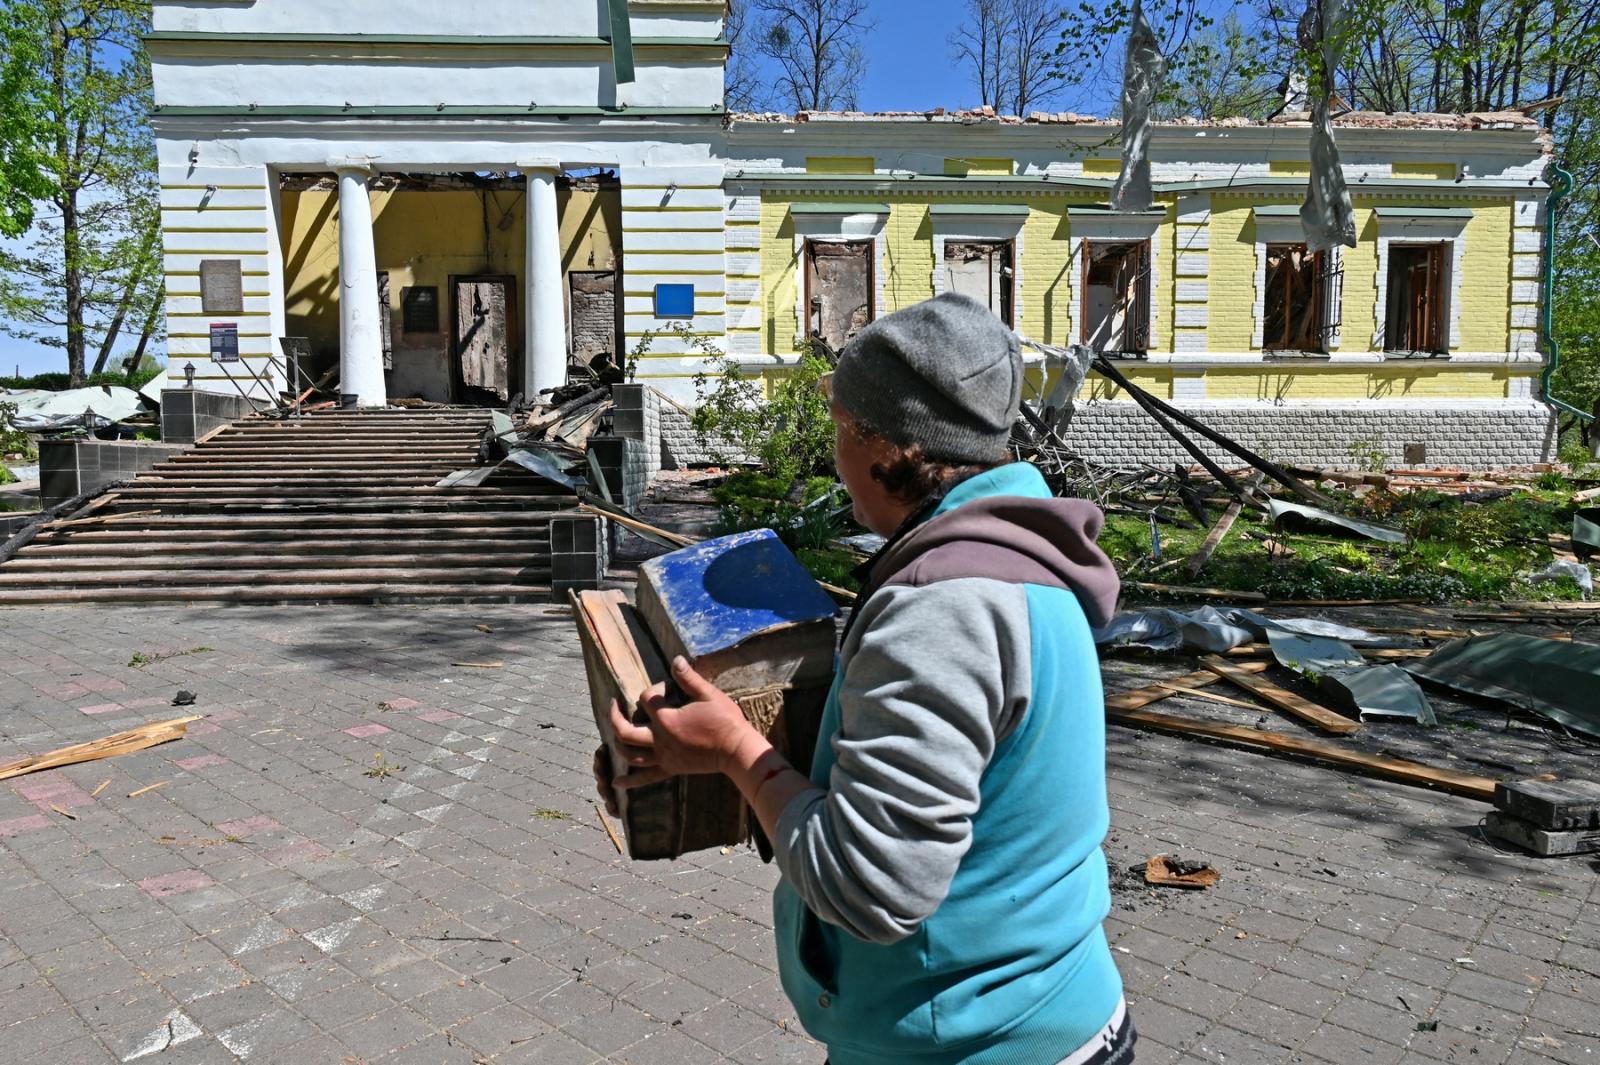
[804,239,873,351]
[1385,244,1446,354]
[450,275,519,403]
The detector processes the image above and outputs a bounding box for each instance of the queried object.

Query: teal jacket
[772,463,1124,1065]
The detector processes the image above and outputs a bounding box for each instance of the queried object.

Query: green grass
[1103,484,1588,603]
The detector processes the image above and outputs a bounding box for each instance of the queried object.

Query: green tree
[0,0,160,387]
[0,3,55,237]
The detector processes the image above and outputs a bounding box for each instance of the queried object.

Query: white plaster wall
[152,56,723,110]
[152,0,720,38]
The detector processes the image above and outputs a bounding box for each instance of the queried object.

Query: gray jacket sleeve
[771,578,1033,944]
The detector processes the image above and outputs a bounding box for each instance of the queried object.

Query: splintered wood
[0,716,203,781]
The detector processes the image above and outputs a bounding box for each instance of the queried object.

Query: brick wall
[1059,400,1557,470]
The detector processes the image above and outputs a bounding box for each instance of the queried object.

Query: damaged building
[148,0,1556,468]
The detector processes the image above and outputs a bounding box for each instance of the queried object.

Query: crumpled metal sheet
[1268,630,1436,725]
[1297,0,1357,251]
[2,385,146,431]
[1573,507,1600,560]
[1042,342,1095,431]
[1109,0,1169,213]
[438,446,587,490]
[1094,605,1385,654]
[1405,634,1600,740]
[1269,498,1407,543]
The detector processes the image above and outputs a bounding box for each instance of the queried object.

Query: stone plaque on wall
[199,259,244,314]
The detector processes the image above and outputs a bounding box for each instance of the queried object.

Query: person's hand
[611,656,764,792]
[592,744,620,817]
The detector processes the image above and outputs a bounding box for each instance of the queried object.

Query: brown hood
[865,495,1121,629]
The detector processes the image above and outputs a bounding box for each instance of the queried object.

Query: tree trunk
[51,14,87,388]
[125,285,163,378]
[91,238,153,376]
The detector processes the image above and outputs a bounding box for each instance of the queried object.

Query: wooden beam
[1104,661,1269,712]
[1108,705,1497,802]
[1184,472,1261,579]
[1199,655,1361,735]
[0,716,202,781]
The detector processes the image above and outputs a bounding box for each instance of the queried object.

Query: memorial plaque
[210,322,240,363]
[199,259,244,314]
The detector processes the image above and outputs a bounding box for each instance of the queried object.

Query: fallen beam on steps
[1199,655,1361,735]
[1107,705,1497,801]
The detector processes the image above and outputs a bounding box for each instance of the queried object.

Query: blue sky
[3,0,1127,379]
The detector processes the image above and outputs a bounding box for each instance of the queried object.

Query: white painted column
[523,162,567,399]
[333,162,387,407]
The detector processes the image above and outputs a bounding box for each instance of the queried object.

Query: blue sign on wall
[653,283,695,318]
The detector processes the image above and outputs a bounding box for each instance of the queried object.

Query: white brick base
[1058,401,1558,470]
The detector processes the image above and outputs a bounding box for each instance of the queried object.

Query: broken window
[377,272,394,370]
[1081,240,1150,355]
[804,239,873,351]
[1385,243,1447,355]
[402,286,440,334]
[1262,244,1330,352]
[943,240,1014,325]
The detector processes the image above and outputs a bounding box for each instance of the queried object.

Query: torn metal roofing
[1405,634,1600,740]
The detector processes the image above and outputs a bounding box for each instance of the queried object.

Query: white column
[333,162,387,407]
[523,162,567,399]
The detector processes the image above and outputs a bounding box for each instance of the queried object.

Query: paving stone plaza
[1,603,1596,1064]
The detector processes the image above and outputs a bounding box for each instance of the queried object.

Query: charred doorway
[1081,240,1150,355]
[804,239,874,351]
[450,275,519,403]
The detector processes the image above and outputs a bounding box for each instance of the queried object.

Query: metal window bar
[1319,248,1343,347]
[1126,243,1152,356]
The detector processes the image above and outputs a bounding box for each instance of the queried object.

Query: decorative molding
[1371,212,1468,352]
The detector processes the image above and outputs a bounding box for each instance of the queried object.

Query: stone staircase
[0,408,589,604]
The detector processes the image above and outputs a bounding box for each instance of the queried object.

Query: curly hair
[840,415,1003,506]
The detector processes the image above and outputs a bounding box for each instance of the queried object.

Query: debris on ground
[1094,606,1391,655]
[171,689,196,706]
[1267,498,1408,544]
[1528,560,1593,598]
[2,384,149,432]
[1266,630,1436,726]
[1144,855,1220,889]
[0,715,202,781]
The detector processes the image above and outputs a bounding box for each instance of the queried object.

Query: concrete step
[0,583,556,605]
[0,564,552,586]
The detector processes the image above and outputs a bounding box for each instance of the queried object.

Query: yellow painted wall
[1018,196,1077,344]
[1081,159,1120,179]
[279,184,619,377]
[805,156,875,174]
[1086,366,1175,400]
[1206,365,1509,400]
[1207,194,1256,353]
[1153,201,1176,355]
[1391,162,1456,180]
[944,157,1014,176]
[1269,160,1310,177]
[759,193,937,352]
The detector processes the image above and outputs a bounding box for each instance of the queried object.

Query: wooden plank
[1184,472,1261,579]
[1108,705,1497,802]
[1199,655,1361,735]
[0,716,202,781]
[1126,581,1268,603]
[1103,661,1269,712]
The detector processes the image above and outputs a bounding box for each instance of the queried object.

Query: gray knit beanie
[829,293,1022,464]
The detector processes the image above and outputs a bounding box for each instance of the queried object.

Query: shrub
[693,340,835,482]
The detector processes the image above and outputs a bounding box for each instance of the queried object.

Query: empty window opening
[1263,244,1328,351]
[1385,243,1447,354]
[943,240,1014,325]
[1081,240,1150,355]
[805,239,873,351]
